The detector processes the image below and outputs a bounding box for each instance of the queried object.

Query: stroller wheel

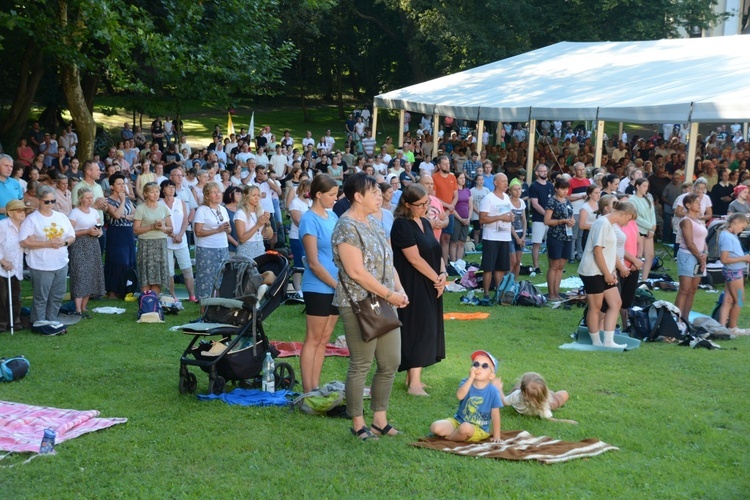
[187,373,198,394]
[209,376,226,395]
[274,362,295,391]
[179,375,189,394]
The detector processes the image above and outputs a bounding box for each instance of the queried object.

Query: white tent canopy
[374,36,750,124]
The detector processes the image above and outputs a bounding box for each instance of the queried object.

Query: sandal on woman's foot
[351,426,379,441]
[371,423,399,436]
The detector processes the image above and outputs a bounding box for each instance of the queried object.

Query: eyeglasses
[411,201,429,208]
[43,199,57,205]
[472,361,491,369]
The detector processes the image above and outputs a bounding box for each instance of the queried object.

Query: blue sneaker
[477,298,492,307]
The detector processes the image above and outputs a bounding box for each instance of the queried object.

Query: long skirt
[195,246,229,299]
[70,235,106,299]
[137,238,169,291]
[105,225,136,295]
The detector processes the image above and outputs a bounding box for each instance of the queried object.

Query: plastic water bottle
[262,351,275,393]
[39,428,56,454]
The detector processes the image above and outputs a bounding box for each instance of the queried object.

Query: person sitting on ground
[430,350,502,443]
[495,372,576,424]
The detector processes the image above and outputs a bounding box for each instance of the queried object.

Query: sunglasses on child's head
[472,361,491,369]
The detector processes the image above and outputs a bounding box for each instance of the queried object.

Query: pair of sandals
[350,423,399,441]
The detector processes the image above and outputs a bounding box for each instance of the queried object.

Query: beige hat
[5,199,33,213]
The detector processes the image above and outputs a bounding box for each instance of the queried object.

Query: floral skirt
[137,238,169,291]
[195,246,229,299]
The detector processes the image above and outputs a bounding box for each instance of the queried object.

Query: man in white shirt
[270,145,287,174]
[323,130,335,151]
[361,131,376,158]
[302,131,315,149]
[372,155,388,176]
[255,146,269,168]
[254,165,280,247]
[235,144,255,165]
[478,173,514,304]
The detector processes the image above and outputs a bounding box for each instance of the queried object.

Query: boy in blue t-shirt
[430,350,503,442]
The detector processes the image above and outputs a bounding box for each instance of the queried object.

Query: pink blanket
[0,401,127,453]
[271,341,349,358]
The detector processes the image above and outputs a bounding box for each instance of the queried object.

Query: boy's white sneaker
[729,327,750,336]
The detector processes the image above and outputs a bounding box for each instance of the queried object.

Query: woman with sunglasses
[133,182,172,295]
[19,185,76,324]
[193,182,230,302]
[391,184,445,396]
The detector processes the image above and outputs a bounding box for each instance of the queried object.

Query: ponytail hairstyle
[612,199,638,220]
[723,213,749,232]
[682,192,700,210]
[597,194,616,216]
[634,177,651,207]
[585,183,599,201]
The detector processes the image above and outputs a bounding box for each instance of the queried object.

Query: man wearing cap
[0,200,31,331]
[0,155,23,220]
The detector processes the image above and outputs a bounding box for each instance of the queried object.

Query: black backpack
[513,280,547,307]
[629,303,685,342]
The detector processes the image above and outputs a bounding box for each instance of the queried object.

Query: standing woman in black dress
[391,184,446,396]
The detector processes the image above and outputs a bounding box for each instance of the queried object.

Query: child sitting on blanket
[495,372,577,424]
[430,350,502,442]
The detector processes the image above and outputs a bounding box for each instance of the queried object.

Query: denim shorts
[509,231,525,253]
[676,250,699,277]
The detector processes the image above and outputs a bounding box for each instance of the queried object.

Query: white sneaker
[729,327,750,336]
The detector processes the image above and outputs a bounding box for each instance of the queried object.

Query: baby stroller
[178,252,294,395]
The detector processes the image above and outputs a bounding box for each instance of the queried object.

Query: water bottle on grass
[262,352,275,393]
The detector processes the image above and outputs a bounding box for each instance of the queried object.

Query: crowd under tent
[372,35,750,180]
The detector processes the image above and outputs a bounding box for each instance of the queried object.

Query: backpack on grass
[1,356,30,382]
[628,301,685,342]
[513,280,547,307]
[494,272,517,305]
[137,291,164,322]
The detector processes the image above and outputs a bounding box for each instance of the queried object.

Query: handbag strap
[338,216,387,308]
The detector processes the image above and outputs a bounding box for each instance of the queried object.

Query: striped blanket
[411,430,618,464]
[0,401,127,454]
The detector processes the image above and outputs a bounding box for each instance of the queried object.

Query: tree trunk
[81,74,99,114]
[335,64,345,120]
[0,40,45,150]
[58,0,95,160]
[60,63,96,160]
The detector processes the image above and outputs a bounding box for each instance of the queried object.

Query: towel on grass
[197,388,292,406]
[443,312,490,320]
[0,401,127,454]
[270,341,349,358]
[410,430,618,464]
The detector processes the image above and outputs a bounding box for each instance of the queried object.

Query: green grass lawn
[2,247,749,497]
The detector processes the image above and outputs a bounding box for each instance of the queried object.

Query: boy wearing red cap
[430,350,502,442]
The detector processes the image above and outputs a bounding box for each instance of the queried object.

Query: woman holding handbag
[332,172,409,441]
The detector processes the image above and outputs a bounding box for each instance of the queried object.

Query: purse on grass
[339,226,401,342]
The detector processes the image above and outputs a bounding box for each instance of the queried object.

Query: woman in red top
[16,138,34,167]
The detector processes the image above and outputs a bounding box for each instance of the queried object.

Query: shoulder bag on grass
[339,227,401,342]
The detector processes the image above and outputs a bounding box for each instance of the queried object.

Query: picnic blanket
[197,388,292,406]
[270,341,349,358]
[0,401,127,454]
[443,312,490,320]
[411,430,618,464]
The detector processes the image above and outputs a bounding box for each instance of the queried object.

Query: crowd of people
[2,112,749,441]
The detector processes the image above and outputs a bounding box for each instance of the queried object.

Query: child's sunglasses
[472,361,490,369]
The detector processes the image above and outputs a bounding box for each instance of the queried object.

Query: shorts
[471,219,482,235]
[442,214,455,236]
[445,417,490,443]
[676,250,699,277]
[546,236,572,260]
[450,219,469,242]
[723,267,744,283]
[531,221,548,244]
[168,246,192,276]
[580,274,616,295]
[481,240,510,272]
[509,230,525,253]
[290,238,305,268]
[618,269,639,309]
[303,291,339,317]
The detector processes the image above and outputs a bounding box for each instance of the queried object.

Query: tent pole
[526,119,537,185]
[476,120,485,154]
[618,122,624,141]
[744,122,748,142]
[594,120,605,168]
[398,109,405,147]
[497,122,503,146]
[685,122,700,181]
[372,106,379,140]
[433,113,440,147]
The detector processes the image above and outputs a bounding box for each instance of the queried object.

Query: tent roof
[373,36,750,124]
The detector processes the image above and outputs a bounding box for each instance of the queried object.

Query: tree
[0,0,296,159]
